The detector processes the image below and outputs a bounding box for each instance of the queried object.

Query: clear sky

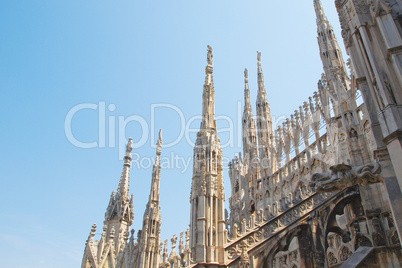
[0,1,346,267]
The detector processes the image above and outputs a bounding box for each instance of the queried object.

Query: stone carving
[310,162,382,192]
[386,214,401,245]
[207,45,213,66]
[372,217,386,246]
[163,239,168,262]
[339,246,352,262]
[353,222,372,248]
[328,252,338,265]
[335,0,347,8]
[390,230,400,245]
[355,0,369,14]
[179,232,184,254]
[239,241,250,268]
[371,0,392,16]
[126,138,133,158]
[82,2,402,267]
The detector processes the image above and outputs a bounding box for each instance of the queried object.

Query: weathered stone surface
[310,162,382,192]
[82,1,402,267]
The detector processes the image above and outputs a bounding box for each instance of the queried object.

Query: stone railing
[268,132,329,184]
[225,191,336,264]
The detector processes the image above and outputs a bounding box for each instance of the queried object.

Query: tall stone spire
[190,46,226,265]
[117,138,133,200]
[244,68,252,112]
[242,68,259,180]
[241,68,260,221]
[314,0,351,112]
[103,139,134,248]
[255,52,275,177]
[105,138,134,223]
[137,130,163,268]
[82,139,135,268]
[257,51,266,94]
[201,45,217,130]
[149,129,163,203]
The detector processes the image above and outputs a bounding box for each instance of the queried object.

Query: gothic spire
[242,67,260,182]
[201,45,216,130]
[117,138,133,201]
[243,67,257,158]
[314,0,351,111]
[190,46,226,264]
[137,129,163,268]
[257,51,266,95]
[255,51,275,176]
[244,68,252,112]
[149,129,163,203]
[82,138,135,267]
[314,0,326,23]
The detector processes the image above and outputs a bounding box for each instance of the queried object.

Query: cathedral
[81,0,402,267]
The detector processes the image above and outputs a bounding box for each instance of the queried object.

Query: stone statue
[239,240,250,268]
[171,234,178,250]
[163,239,168,261]
[207,45,213,66]
[310,162,382,192]
[126,138,133,158]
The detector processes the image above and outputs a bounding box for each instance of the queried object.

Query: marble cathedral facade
[82,1,402,267]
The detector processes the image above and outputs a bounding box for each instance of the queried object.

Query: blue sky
[0,1,346,267]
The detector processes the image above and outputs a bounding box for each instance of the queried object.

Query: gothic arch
[264,190,270,204]
[281,181,290,195]
[256,224,309,268]
[273,186,281,201]
[290,174,298,189]
[348,127,358,139]
[323,191,361,249]
[249,200,256,214]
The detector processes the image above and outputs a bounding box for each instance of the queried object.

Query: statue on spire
[207,45,213,66]
[126,138,133,158]
[257,51,261,64]
[157,129,163,156]
[244,68,248,81]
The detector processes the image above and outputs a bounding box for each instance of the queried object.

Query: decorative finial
[244,68,248,81]
[91,223,97,236]
[179,232,184,253]
[110,226,115,239]
[303,101,309,113]
[171,234,178,249]
[163,239,168,261]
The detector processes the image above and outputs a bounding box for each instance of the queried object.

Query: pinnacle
[201,45,216,130]
[157,129,163,156]
[244,68,252,112]
[314,0,327,23]
[257,51,266,95]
